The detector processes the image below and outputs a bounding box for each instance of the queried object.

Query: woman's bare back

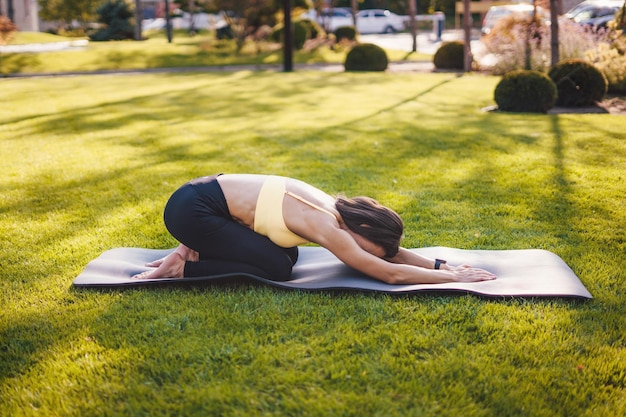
[216,174,339,233]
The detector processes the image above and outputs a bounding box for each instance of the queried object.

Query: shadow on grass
[0,53,42,75]
[100,50,149,69]
[1,72,601,261]
[1,71,619,403]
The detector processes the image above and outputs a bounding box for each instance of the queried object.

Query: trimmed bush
[494,69,557,113]
[433,41,464,70]
[344,43,388,72]
[334,26,357,41]
[549,59,608,107]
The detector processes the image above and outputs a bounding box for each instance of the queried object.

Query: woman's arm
[318,228,496,285]
[386,247,449,270]
[385,247,498,283]
[284,191,496,285]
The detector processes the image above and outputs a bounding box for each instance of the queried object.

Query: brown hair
[335,196,404,258]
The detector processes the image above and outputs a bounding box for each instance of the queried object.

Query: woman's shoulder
[284,176,328,195]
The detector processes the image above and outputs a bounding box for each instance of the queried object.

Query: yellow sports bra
[254,176,337,248]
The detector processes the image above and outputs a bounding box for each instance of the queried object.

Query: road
[360,29,489,64]
[1,29,485,57]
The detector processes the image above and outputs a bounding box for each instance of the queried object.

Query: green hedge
[344,43,388,72]
[494,69,557,113]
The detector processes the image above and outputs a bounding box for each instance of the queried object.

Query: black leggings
[163,175,298,281]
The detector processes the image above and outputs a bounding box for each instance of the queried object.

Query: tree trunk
[7,0,14,21]
[188,0,195,34]
[409,0,417,52]
[134,0,143,40]
[550,0,560,67]
[164,0,173,43]
[525,1,537,70]
[463,0,472,72]
[283,0,293,72]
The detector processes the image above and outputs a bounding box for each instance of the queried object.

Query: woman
[134,174,496,284]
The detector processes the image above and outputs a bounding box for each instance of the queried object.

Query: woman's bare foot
[133,245,199,280]
[145,257,166,268]
[144,245,199,268]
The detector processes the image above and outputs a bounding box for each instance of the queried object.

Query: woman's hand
[132,244,198,279]
[447,264,497,282]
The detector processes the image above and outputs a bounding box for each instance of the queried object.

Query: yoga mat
[73,246,592,299]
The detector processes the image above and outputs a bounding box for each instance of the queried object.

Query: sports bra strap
[285,191,338,221]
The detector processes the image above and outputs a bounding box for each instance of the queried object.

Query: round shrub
[334,26,357,41]
[344,43,388,72]
[548,59,608,107]
[494,70,557,113]
[433,41,464,70]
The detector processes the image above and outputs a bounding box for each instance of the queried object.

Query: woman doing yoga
[134,174,496,284]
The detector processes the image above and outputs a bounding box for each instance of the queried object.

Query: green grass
[0,30,429,75]
[1,71,625,416]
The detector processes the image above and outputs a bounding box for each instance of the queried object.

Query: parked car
[308,8,353,32]
[355,9,407,34]
[481,3,550,35]
[304,8,406,34]
[581,12,618,28]
[142,12,226,31]
[564,0,623,27]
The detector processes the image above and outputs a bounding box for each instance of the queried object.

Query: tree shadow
[0,53,42,75]
[1,71,622,399]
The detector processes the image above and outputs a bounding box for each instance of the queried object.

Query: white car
[310,8,354,32]
[306,8,407,34]
[355,9,407,34]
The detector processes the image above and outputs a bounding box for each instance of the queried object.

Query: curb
[1,61,436,79]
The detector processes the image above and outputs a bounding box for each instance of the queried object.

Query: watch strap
[434,259,447,270]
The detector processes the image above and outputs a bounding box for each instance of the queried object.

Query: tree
[37,0,99,28]
[89,0,135,41]
[549,0,559,67]
[408,0,417,52]
[210,0,301,52]
[525,0,539,70]
[133,0,142,40]
[463,0,471,71]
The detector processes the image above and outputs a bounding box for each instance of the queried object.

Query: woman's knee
[283,246,299,265]
[264,251,295,281]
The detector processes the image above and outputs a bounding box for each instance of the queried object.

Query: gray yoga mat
[72,246,592,298]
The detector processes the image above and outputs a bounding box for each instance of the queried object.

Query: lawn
[0,30,429,75]
[1,70,624,417]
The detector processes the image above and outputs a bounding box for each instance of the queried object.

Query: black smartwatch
[434,259,447,270]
